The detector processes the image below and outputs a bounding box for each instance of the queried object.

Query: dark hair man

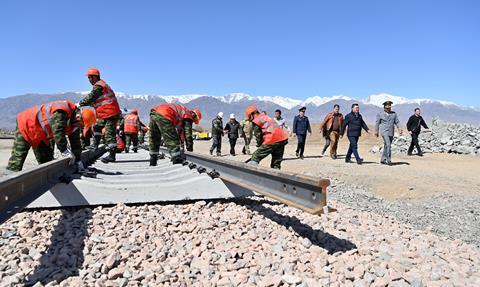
[406,108,429,156]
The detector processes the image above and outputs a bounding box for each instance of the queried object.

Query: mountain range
[0,92,478,130]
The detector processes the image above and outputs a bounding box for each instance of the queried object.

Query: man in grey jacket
[375,101,401,165]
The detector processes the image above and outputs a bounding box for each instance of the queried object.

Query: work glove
[76,161,85,172]
[61,149,76,165]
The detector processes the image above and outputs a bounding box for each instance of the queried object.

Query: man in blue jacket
[293,106,311,159]
[341,103,370,164]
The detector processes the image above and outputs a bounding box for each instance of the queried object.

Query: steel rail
[0,147,106,224]
[160,148,333,215]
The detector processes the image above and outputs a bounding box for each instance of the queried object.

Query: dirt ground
[1,126,479,203]
[192,126,480,202]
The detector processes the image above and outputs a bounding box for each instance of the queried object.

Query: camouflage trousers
[138,129,146,144]
[251,140,288,169]
[93,115,120,159]
[149,111,181,160]
[6,125,55,172]
[125,132,139,152]
[242,136,252,155]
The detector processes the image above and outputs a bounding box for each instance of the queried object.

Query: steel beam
[0,147,105,224]
[160,148,332,215]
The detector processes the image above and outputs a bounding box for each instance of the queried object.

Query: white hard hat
[230,113,235,119]
[218,112,224,118]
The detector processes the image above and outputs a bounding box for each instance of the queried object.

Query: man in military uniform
[4,101,96,174]
[209,112,224,156]
[375,100,401,165]
[246,106,288,169]
[240,117,253,155]
[79,68,122,163]
[149,103,201,166]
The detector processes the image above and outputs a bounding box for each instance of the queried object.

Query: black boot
[150,154,158,166]
[133,148,138,153]
[125,148,129,153]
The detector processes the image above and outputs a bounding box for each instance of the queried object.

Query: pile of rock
[1,197,480,286]
[370,118,480,155]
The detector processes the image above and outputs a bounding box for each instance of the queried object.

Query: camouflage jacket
[211,116,224,136]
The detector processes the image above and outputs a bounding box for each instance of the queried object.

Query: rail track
[0,146,331,224]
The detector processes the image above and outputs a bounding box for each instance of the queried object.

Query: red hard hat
[85,68,100,77]
[192,109,202,124]
[245,106,259,118]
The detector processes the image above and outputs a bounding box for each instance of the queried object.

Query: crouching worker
[246,106,288,169]
[4,100,96,174]
[149,103,201,166]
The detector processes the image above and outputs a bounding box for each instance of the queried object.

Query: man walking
[375,101,401,165]
[341,103,369,165]
[148,103,201,165]
[319,104,344,159]
[293,106,311,159]
[224,113,240,156]
[80,68,122,163]
[274,109,291,135]
[209,112,224,156]
[406,108,429,156]
[240,117,253,155]
[246,106,288,169]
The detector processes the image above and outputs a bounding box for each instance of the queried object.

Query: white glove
[61,149,76,165]
[76,161,85,172]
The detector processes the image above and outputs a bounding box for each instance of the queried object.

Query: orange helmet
[131,108,138,114]
[81,107,97,128]
[85,68,100,77]
[245,106,259,118]
[192,109,202,124]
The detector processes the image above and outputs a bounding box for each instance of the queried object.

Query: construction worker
[149,103,202,166]
[240,117,253,155]
[4,101,96,174]
[124,108,141,153]
[79,68,121,163]
[246,106,288,169]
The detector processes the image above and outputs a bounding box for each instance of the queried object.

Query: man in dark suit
[341,103,369,165]
[406,108,429,156]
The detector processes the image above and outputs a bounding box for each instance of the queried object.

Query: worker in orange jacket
[4,101,96,174]
[123,108,141,153]
[149,103,201,166]
[79,68,121,163]
[245,106,288,169]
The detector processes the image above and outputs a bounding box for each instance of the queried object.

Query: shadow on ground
[24,208,92,286]
[235,197,357,254]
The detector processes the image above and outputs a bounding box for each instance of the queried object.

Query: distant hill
[0,92,478,130]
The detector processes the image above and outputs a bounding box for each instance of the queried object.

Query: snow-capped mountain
[0,91,478,130]
[363,93,458,108]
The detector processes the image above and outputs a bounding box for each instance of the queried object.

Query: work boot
[101,151,116,163]
[149,154,158,166]
[171,156,184,165]
[133,148,138,153]
[125,148,129,153]
[209,149,213,155]
[158,153,165,159]
[216,152,221,157]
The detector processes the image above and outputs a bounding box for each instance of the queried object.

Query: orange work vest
[17,100,78,148]
[93,79,121,119]
[152,103,193,132]
[252,114,288,145]
[124,114,139,133]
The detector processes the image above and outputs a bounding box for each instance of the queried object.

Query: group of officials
[210,101,429,167]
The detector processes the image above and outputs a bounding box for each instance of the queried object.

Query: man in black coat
[293,106,312,159]
[406,108,429,156]
[224,113,241,156]
[341,103,369,164]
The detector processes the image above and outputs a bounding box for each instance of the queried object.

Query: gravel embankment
[1,197,479,287]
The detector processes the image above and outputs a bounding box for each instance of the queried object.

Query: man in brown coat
[319,104,344,159]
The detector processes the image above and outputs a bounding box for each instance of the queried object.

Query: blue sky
[0,1,479,106]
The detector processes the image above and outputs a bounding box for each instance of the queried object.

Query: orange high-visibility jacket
[124,114,139,134]
[93,79,121,119]
[252,113,288,145]
[17,100,78,148]
[152,103,194,131]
